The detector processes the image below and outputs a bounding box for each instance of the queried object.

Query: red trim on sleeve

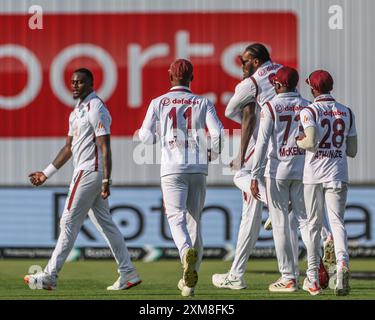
[266,102,275,122]
[244,148,255,163]
[67,170,84,210]
[306,106,317,122]
[249,76,258,98]
[93,136,98,171]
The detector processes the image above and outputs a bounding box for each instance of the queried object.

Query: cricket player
[139,59,224,297]
[250,67,311,292]
[297,70,357,296]
[212,43,285,289]
[24,68,141,291]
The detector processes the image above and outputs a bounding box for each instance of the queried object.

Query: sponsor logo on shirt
[257,64,281,77]
[317,110,347,117]
[160,98,171,107]
[275,105,305,113]
[171,98,200,105]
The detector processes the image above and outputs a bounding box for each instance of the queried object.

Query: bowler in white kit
[212,43,285,289]
[24,68,141,291]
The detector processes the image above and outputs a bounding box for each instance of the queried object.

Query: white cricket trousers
[44,170,135,278]
[229,170,264,278]
[289,206,333,275]
[266,178,309,281]
[161,173,206,272]
[231,170,307,279]
[305,182,349,282]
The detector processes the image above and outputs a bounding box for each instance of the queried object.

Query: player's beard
[243,64,256,79]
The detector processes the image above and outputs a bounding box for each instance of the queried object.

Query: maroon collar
[169,87,192,93]
[315,98,335,102]
[315,94,335,103]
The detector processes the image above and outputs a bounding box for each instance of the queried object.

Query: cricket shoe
[328,266,338,290]
[269,278,298,293]
[107,270,142,290]
[182,248,198,288]
[24,272,57,291]
[212,272,247,290]
[264,216,273,231]
[319,258,329,289]
[334,264,350,296]
[302,277,322,296]
[178,279,195,297]
[323,235,336,271]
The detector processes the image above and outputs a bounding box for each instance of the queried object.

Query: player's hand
[28,171,47,186]
[250,179,261,200]
[295,132,306,141]
[230,156,242,171]
[101,182,111,199]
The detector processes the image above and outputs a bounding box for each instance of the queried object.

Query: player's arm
[346,110,358,158]
[139,100,159,145]
[296,108,318,151]
[346,136,357,157]
[206,101,225,161]
[28,136,73,186]
[96,134,112,199]
[225,80,255,124]
[250,107,273,200]
[296,126,317,150]
[240,103,257,163]
[230,102,257,170]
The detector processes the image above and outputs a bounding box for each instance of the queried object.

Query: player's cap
[270,66,299,88]
[306,70,334,93]
[168,59,193,81]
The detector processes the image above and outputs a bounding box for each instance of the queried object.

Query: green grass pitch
[0,259,374,300]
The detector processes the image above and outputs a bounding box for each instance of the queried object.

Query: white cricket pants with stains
[44,170,135,278]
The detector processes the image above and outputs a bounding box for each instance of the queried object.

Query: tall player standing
[297,70,358,296]
[212,43,285,289]
[24,68,141,291]
[139,59,224,297]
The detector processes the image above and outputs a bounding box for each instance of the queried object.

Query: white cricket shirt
[225,61,283,169]
[300,94,357,184]
[68,91,112,172]
[251,92,311,180]
[139,86,224,177]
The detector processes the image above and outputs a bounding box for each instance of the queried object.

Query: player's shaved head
[74,68,94,86]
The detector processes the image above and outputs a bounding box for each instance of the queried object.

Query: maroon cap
[168,59,193,80]
[270,66,299,88]
[306,70,334,93]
